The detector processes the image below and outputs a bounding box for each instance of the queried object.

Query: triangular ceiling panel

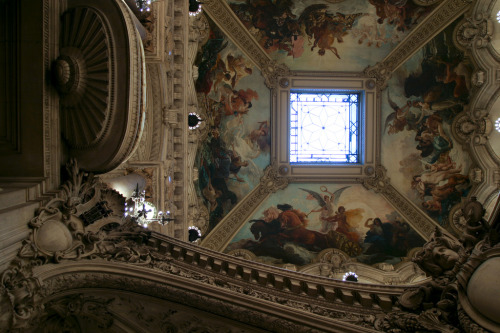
[224,183,426,283]
[227,0,435,72]
[381,15,473,232]
[195,16,271,234]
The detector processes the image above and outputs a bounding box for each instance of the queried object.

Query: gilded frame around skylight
[273,74,380,181]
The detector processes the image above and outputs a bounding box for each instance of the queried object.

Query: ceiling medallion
[278,165,289,175]
[364,166,375,176]
[365,79,376,90]
[279,78,289,88]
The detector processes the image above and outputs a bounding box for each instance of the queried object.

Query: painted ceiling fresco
[225,184,425,268]
[380,16,472,229]
[195,17,271,233]
[228,0,434,71]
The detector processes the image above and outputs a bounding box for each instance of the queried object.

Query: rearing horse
[279,210,333,251]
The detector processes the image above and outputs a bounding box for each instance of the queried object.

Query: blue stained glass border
[289,90,361,164]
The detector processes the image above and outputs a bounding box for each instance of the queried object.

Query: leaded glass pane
[290,91,360,164]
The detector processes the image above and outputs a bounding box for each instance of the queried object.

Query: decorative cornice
[4,161,498,332]
[200,163,290,251]
[358,166,437,240]
[364,0,472,89]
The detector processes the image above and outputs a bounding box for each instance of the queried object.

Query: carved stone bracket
[452,109,492,145]
[454,14,493,51]
[359,165,437,240]
[201,163,290,251]
[364,0,472,89]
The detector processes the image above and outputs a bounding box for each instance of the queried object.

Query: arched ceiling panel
[380,16,473,231]
[194,16,271,234]
[227,0,436,72]
[223,183,426,284]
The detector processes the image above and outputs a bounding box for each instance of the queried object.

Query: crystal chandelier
[135,0,153,12]
[125,183,174,227]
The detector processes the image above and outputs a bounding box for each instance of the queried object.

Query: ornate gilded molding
[364,0,472,89]
[201,163,290,251]
[359,166,437,240]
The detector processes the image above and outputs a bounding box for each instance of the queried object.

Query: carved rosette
[201,163,290,251]
[19,160,125,263]
[56,7,110,149]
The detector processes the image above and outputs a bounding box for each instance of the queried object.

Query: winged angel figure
[300,186,350,233]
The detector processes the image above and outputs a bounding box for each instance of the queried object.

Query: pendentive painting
[225,184,425,267]
[228,0,434,72]
[195,17,271,234]
[381,17,472,227]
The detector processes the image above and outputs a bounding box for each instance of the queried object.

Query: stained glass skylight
[290,91,360,164]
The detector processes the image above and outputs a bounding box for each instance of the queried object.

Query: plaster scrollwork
[19,160,125,264]
[0,159,127,329]
[201,163,290,251]
[189,12,210,45]
[0,263,40,330]
[38,294,114,331]
[363,62,392,91]
[376,197,500,332]
[358,165,391,194]
[454,14,493,51]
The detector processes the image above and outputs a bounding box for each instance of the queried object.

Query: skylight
[290,91,360,164]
